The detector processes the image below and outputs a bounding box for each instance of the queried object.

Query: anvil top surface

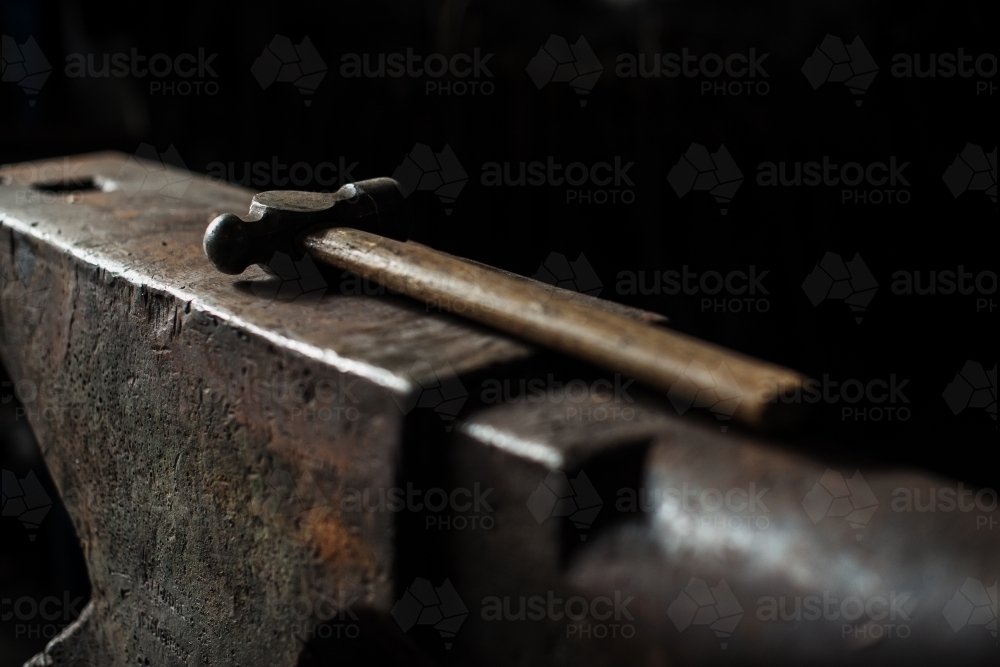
[0,152,532,391]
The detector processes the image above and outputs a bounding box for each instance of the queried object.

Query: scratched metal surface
[0,152,533,666]
[0,152,534,386]
[0,154,995,666]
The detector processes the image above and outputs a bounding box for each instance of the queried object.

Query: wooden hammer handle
[304,228,804,426]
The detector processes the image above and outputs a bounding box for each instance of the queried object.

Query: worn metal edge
[0,211,413,395]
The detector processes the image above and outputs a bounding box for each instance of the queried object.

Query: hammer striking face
[203,177,412,275]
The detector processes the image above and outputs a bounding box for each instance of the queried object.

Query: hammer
[204,177,803,427]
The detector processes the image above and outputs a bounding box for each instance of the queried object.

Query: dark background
[1,0,994,663]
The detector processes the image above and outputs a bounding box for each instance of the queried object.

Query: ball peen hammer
[204,177,804,427]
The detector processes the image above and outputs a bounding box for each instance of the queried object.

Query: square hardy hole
[30,176,101,193]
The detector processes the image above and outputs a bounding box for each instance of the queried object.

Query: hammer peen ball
[204,213,253,275]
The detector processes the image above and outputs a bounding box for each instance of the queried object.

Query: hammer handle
[304,228,804,426]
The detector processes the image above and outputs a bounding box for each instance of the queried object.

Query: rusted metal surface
[0,152,531,665]
[1,153,996,666]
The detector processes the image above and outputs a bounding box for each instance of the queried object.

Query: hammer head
[204,177,412,275]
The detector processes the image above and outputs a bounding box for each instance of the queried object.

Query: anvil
[0,153,995,667]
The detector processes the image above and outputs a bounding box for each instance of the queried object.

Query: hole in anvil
[31,176,99,193]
